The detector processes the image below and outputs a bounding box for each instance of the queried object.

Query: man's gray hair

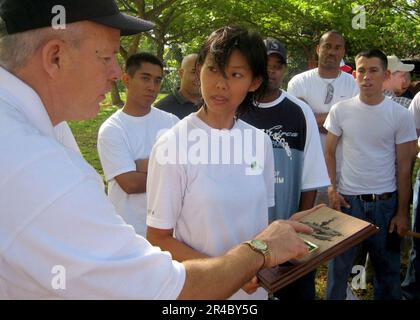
[0,24,83,71]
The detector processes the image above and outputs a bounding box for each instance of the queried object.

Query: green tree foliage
[110,0,419,99]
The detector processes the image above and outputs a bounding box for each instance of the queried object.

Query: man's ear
[41,39,66,78]
[248,76,263,93]
[122,73,130,88]
[316,44,321,57]
[384,69,391,81]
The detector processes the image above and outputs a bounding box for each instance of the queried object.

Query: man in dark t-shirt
[155,54,201,119]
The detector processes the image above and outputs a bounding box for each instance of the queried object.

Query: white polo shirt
[0,67,185,299]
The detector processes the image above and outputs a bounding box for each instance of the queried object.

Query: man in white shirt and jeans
[0,0,315,299]
[403,92,420,300]
[98,53,179,236]
[324,49,417,300]
[287,30,359,206]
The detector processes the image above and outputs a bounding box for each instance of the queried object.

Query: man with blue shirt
[240,38,330,300]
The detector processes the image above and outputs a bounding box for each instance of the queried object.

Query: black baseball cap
[264,38,287,64]
[0,0,154,36]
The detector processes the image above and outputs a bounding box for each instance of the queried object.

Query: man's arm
[325,132,348,210]
[147,227,266,295]
[315,113,329,134]
[114,159,149,194]
[178,212,317,300]
[147,227,208,262]
[299,190,317,211]
[389,141,417,235]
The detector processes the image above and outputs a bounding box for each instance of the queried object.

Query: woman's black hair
[196,26,268,116]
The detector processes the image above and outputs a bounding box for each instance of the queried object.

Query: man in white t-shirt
[98,53,179,236]
[0,0,315,299]
[287,31,359,188]
[403,92,420,300]
[324,49,417,300]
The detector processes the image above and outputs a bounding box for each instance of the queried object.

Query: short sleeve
[97,124,136,182]
[409,93,420,130]
[287,75,303,99]
[146,132,187,230]
[323,103,342,137]
[396,106,417,145]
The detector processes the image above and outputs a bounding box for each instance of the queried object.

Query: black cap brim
[90,13,154,36]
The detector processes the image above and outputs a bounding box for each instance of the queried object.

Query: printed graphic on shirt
[265,124,299,160]
[240,95,307,221]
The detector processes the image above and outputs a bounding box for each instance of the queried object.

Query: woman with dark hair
[146,26,274,299]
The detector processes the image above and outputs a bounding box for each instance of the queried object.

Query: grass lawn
[68,94,415,300]
[69,105,117,178]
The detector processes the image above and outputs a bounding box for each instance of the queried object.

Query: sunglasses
[324,82,334,105]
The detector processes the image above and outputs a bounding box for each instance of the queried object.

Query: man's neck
[360,93,385,106]
[259,89,281,103]
[122,99,152,117]
[318,67,341,79]
[179,88,201,105]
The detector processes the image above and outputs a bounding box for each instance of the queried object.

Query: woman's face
[199,49,261,118]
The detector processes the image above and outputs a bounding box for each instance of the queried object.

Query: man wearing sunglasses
[288,31,359,198]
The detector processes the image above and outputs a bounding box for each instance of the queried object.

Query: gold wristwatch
[243,239,270,270]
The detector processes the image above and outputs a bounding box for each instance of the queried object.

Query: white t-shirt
[0,66,185,299]
[324,95,417,195]
[287,68,359,176]
[98,108,179,236]
[408,92,420,158]
[409,92,420,129]
[146,113,275,300]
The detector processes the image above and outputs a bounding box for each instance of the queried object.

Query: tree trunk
[302,45,317,70]
[111,82,124,107]
[157,41,164,61]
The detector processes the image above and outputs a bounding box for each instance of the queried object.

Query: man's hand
[327,187,350,211]
[241,276,260,295]
[289,204,325,221]
[389,212,409,236]
[255,218,314,268]
[135,159,149,173]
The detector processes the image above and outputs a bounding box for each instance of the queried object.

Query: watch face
[252,240,267,251]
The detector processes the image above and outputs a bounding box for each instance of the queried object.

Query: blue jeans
[326,192,401,300]
[402,170,420,300]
